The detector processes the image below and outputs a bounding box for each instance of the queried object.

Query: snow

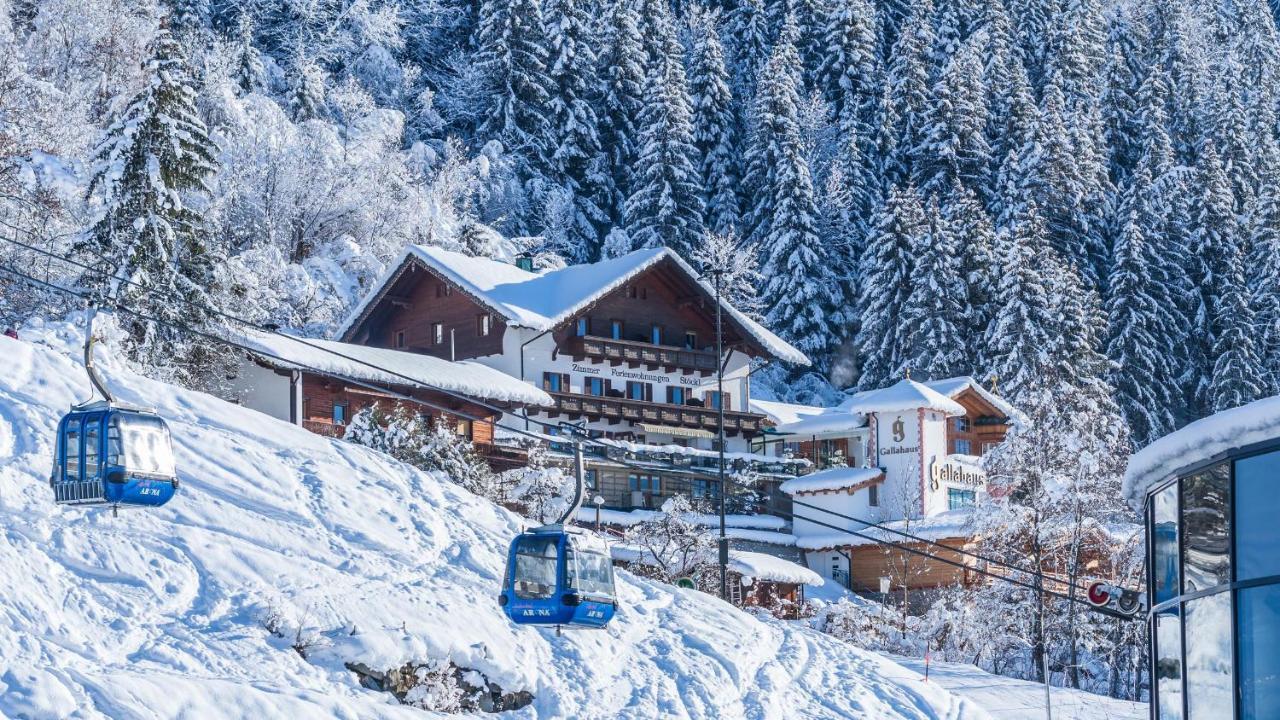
[0,327,994,719]
[889,656,1147,720]
[1123,393,1280,509]
[749,398,828,425]
[841,379,967,417]
[727,550,824,586]
[915,377,1020,422]
[780,466,884,495]
[795,510,975,550]
[596,436,810,467]
[339,245,811,365]
[723,528,798,545]
[235,328,552,407]
[576,506,789,530]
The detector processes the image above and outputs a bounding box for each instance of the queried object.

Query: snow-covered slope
[0,325,990,719]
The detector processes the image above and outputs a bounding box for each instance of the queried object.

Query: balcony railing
[547,391,765,435]
[567,335,719,375]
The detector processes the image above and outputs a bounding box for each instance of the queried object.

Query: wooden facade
[946,387,1011,456]
[843,538,977,594]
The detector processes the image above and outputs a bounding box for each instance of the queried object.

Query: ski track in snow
[0,329,1008,719]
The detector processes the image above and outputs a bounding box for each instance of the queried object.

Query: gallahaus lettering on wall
[929,460,986,490]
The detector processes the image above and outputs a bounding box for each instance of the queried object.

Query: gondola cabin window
[119,414,175,477]
[513,535,559,600]
[575,549,615,595]
[63,421,80,481]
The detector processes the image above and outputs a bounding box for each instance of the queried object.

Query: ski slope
[0,323,991,719]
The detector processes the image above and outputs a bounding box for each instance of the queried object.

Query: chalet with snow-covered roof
[335,245,811,509]
[228,330,551,451]
[753,376,1017,598]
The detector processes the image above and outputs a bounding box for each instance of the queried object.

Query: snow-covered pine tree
[1106,167,1180,445]
[624,1,704,256]
[749,17,841,365]
[900,196,968,379]
[944,184,998,365]
[985,197,1056,403]
[915,36,991,199]
[877,0,934,192]
[291,59,326,121]
[233,13,266,95]
[167,0,210,42]
[854,184,924,389]
[74,29,220,372]
[1189,141,1267,413]
[725,0,772,105]
[1247,153,1280,395]
[596,0,646,228]
[815,0,878,128]
[1099,8,1146,187]
[474,0,555,177]
[689,10,741,235]
[543,0,606,260]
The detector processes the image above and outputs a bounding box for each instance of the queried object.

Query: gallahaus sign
[929,459,986,491]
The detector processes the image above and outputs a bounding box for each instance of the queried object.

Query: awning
[638,423,715,439]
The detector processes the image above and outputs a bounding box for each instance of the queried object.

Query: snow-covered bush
[400,658,467,713]
[817,598,919,656]
[344,404,498,499]
[499,441,576,523]
[623,496,717,588]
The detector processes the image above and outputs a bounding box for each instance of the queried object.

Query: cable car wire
[0,259,1126,602]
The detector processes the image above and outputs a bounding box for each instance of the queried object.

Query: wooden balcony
[566,335,719,375]
[546,391,766,436]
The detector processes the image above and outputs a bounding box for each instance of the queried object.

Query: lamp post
[713,268,728,602]
[593,495,605,531]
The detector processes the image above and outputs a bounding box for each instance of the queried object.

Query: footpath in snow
[0,323,992,720]
[890,656,1147,720]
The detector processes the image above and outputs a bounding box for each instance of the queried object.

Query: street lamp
[593,494,605,531]
[712,267,728,602]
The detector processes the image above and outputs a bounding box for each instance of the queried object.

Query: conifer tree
[233,14,266,95]
[878,0,934,190]
[945,184,998,361]
[901,196,968,379]
[855,185,924,388]
[751,21,839,364]
[916,37,991,198]
[816,0,878,131]
[291,59,326,121]
[544,0,606,260]
[726,0,772,103]
[689,10,741,235]
[1248,161,1280,394]
[985,198,1056,402]
[74,30,220,367]
[596,0,646,227]
[475,0,555,176]
[624,2,704,255]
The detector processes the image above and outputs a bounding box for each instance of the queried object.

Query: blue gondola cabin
[499,525,617,629]
[51,402,179,508]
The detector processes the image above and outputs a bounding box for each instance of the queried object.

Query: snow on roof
[340,245,810,365]
[596,437,810,467]
[236,329,552,407]
[611,545,822,585]
[840,378,966,416]
[779,467,884,495]
[921,376,1019,420]
[749,398,828,425]
[768,409,868,437]
[575,507,788,530]
[724,528,798,545]
[1124,394,1280,509]
[728,550,824,586]
[794,509,975,550]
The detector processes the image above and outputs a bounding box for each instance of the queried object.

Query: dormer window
[611,319,623,339]
[576,317,589,336]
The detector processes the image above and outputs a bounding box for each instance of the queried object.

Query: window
[706,391,732,411]
[573,547,615,595]
[684,331,697,350]
[666,386,686,405]
[117,414,174,477]
[455,418,473,439]
[651,325,662,345]
[585,469,598,491]
[626,381,652,401]
[947,488,976,510]
[432,322,444,346]
[1181,463,1231,593]
[1235,449,1280,581]
[512,535,559,599]
[628,474,660,493]
[106,418,122,466]
[955,439,972,455]
[542,372,569,393]
[610,319,623,339]
[868,483,879,507]
[477,314,491,336]
[1238,583,1280,718]
[954,417,971,432]
[692,479,719,500]
[84,420,100,475]
[395,330,406,349]
[63,420,81,481]
[1152,482,1180,606]
[333,403,347,424]
[1184,591,1234,719]
[576,317,589,336]
[1155,610,1184,720]
[585,377,607,396]
[434,283,451,297]
[627,285,638,299]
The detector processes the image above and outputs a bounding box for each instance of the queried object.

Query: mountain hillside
[0,323,990,719]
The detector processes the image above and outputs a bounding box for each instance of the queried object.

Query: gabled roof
[237,329,553,407]
[779,467,884,495]
[338,245,810,365]
[840,376,1017,420]
[839,378,966,416]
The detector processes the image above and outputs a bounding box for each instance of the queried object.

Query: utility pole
[714,268,728,602]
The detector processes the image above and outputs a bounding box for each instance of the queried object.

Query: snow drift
[0,323,988,719]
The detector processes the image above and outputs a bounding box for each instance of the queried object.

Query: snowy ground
[0,323,993,719]
[890,657,1147,720]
